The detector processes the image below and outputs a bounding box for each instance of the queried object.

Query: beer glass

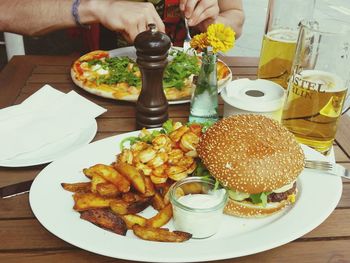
[281,19,350,155]
[257,0,315,89]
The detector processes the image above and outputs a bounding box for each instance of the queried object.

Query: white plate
[29,131,342,262]
[0,120,97,167]
[76,47,232,105]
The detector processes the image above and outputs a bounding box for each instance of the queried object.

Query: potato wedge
[180,182,202,195]
[73,192,115,211]
[110,199,130,215]
[96,183,120,197]
[146,203,173,228]
[80,208,127,236]
[82,167,94,178]
[143,177,156,197]
[151,192,166,211]
[86,164,130,193]
[164,185,184,205]
[121,192,144,203]
[61,182,91,193]
[127,198,151,214]
[132,225,192,242]
[122,214,147,229]
[110,198,150,215]
[91,174,107,193]
[114,162,145,194]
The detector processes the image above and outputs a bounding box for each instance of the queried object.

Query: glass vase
[189,50,219,123]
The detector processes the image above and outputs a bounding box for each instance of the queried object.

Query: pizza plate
[71,47,232,105]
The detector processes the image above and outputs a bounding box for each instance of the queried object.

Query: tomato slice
[75,62,84,75]
[93,52,108,59]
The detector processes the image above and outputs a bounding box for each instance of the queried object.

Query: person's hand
[96,1,165,43]
[179,0,219,27]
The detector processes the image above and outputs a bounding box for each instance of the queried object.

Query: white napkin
[0,85,106,160]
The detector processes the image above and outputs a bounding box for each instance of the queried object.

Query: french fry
[143,177,156,197]
[85,164,130,193]
[96,183,120,197]
[132,225,192,242]
[114,162,146,194]
[80,208,127,236]
[146,203,173,228]
[122,214,147,229]
[91,174,107,193]
[151,192,166,211]
[110,199,130,215]
[61,182,91,193]
[73,192,115,211]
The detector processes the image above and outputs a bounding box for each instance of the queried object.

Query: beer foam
[300,70,346,92]
[266,29,298,43]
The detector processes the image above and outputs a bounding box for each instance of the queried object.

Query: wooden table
[0,55,349,263]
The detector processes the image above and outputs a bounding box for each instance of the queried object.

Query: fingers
[179,0,187,12]
[181,0,219,26]
[183,0,197,18]
[152,11,165,33]
[99,2,165,43]
[189,4,219,26]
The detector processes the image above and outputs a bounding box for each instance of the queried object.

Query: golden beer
[258,29,298,89]
[282,70,347,154]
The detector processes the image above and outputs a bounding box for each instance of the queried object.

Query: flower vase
[189,49,219,123]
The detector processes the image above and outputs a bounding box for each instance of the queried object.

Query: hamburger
[197,114,305,218]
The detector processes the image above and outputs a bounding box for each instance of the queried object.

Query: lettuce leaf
[162,119,174,134]
[249,192,270,207]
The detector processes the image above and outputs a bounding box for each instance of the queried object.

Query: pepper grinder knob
[134,23,171,129]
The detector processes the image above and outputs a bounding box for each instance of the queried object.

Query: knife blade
[0,180,33,198]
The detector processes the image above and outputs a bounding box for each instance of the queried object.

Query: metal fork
[304,160,350,180]
[183,17,192,52]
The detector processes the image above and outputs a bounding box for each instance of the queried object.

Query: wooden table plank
[334,145,350,162]
[0,57,35,108]
[0,219,72,250]
[336,115,350,159]
[303,209,350,238]
[1,240,350,263]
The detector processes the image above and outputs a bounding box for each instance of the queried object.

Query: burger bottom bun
[224,198,292,218]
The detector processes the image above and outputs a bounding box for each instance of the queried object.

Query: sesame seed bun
[197,114,304,217]
[224,198,291,218]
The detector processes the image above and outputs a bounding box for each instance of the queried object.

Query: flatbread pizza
[71,49,231,102]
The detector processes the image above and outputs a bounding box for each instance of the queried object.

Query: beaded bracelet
[72,0,91,29]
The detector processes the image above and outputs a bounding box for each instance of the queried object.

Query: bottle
[189,46,219,123]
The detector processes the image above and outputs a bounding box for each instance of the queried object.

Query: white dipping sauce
[172,189,226,239]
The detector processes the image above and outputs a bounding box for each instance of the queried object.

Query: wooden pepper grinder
[134,23,171,129]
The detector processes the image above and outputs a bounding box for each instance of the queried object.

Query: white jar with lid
[221,79,285,122]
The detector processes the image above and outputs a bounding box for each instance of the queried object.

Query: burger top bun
[197,114,305,194]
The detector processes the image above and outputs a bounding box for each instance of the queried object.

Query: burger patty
[267,182,297,203]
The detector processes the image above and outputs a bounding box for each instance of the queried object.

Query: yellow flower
[207,23,235,53]
[190,33,209,52]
